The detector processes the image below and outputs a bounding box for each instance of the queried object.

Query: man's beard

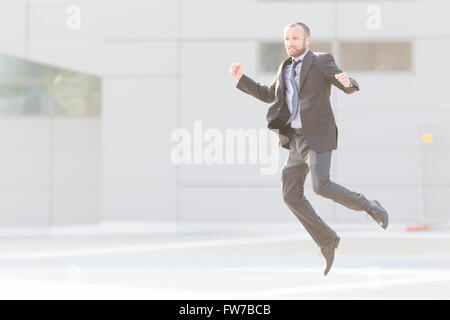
[288,39,307,57]
[289,47,305,58]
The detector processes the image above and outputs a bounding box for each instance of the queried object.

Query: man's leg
[308,150,371,212]
[281,134,338,248]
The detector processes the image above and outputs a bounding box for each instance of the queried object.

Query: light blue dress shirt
[283,49,309,129]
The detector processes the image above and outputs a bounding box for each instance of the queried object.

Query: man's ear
[306,36,312,47]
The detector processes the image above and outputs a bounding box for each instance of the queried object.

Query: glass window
[339,42,412,71]
[0,54,101,117]
[0,83,51,116]
[52,71,101,116]
[259,41,333,72]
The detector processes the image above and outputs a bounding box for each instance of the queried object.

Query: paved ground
[0,223,449,299]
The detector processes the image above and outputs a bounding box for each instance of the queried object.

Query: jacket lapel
[277,56,293,91]
[297,50,315,94]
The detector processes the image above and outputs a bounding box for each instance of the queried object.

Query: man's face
[284,25,311,58]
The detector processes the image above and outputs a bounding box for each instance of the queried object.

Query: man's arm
[235,74,277,103]
[229,62,277,103]
[321,53,359,94]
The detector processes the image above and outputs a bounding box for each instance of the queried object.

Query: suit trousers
[281,130,371,247]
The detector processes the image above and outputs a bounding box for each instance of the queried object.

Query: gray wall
[1,0,449,227]
[0,118,101,226]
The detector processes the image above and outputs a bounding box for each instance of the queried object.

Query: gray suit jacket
[236,50,359,152]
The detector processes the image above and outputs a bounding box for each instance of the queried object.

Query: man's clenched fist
[229,63,243,81]
[335,72,351,88]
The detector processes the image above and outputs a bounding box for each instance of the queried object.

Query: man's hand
[229,62,243,81]
[334,72,351,88]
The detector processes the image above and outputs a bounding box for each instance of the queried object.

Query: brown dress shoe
[321,236,340,276]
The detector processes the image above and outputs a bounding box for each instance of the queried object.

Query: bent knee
[282,191,304,206]
[282,193,292,205]
[312,179,331,196]
[281,164,308,205]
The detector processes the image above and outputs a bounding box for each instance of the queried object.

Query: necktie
[287,59,302,124]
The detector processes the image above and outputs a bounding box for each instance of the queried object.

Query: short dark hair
[285,22,310,37]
